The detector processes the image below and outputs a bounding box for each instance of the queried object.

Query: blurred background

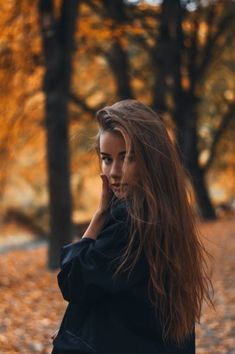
[0,0,234,353]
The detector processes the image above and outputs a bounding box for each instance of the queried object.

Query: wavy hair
[95,99,213,344]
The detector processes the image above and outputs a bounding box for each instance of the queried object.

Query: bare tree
[152,0,235,219]
[39,0,80,269]
[101,0,133,99]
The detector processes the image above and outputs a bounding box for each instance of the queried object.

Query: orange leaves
[0,215,235,352]
[76,4,147,53]
[0,247,66,353]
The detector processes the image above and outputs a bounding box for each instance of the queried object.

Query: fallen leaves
[0,215,234,353]
[0,247,66,353]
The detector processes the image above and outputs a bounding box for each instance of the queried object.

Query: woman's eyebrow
[100,152,110,156]
[100,150,134,156]
[119,150,134,155]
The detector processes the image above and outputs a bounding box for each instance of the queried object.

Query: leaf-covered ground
[0,216,234,354]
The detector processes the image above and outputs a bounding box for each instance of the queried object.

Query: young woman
[51,99,213,354]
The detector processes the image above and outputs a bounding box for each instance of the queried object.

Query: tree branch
[80,0,103,14]
[203,101,235,173]
[186,16,199,92]
[70,92,98,114]
[198,8,235,80]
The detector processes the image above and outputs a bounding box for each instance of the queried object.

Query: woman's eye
[101,157,112,165]
[122,154,134,162]
[127,154,134,162]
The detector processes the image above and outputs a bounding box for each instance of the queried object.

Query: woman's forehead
[99,130,132,153]
[100,131,125,148]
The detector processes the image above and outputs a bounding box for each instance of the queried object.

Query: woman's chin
[113,188,128,199]
[114,191,126,199]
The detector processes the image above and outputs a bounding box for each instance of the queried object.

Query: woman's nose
[110,160,122,178]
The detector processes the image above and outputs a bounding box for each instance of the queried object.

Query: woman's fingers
[100,173,109,187]
[101,174,113,197]
[99,174,113,212]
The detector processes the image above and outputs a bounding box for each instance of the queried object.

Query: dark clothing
[52,199,195,354]
[52,350,87,354]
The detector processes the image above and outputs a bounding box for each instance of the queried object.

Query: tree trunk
[39,0,79,269]
[108,41,133,99]
[152,0,183,111]
[190,160,217,220]
[153,0,216,219]
[175,98,216,219]
[102,0,133,99]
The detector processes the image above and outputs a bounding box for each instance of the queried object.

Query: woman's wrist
[82,209,107,240]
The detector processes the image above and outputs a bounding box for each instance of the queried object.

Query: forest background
[0,0,234,266]
[0,0,234,352]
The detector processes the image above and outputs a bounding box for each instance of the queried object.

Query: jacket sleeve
[57,219,148,305]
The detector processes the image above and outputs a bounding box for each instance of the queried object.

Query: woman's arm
[57,214,147,305]
[57,171,147,304]
[81,209,107,241]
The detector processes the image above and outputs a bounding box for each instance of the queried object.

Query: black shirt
[53,199,195,354]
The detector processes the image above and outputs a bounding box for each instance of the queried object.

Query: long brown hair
[95,99,213,344]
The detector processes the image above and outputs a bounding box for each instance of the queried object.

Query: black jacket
[52,199,195,354]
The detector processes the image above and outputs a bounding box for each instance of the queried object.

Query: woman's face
[99,130,138,199]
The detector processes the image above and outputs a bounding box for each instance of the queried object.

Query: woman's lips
[111,184,127,192]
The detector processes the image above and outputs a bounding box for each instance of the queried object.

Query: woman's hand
[82,174,113,240]
[97,174,113,214]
